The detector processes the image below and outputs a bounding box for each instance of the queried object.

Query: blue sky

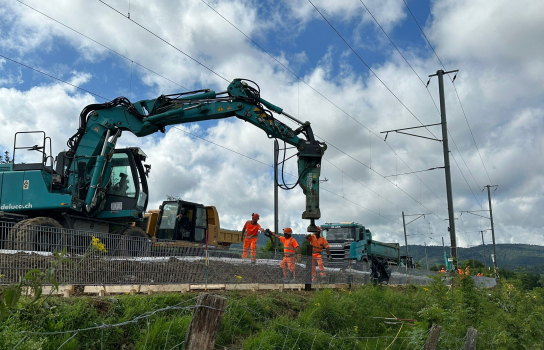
[1,0,544,250]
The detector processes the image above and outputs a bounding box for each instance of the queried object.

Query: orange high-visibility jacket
[243,221,261,239]
[308,235,329,254]
[280,236,299,255]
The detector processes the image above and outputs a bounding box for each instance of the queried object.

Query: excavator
[0,79,326,251]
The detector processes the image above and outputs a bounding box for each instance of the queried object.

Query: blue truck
[321,222,412,284]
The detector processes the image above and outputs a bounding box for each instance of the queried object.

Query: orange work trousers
[311,253,326,279]
[242,238,257,261]
[280,254,296,278]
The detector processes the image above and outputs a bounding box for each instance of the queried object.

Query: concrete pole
[402,211,409,272]
[436,70,457,267]
[487,185,499,279]
[274,140,279,254]
[425,242,429,271]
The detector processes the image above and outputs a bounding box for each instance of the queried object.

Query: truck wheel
[119,226,149,257]
[15,217,63,252]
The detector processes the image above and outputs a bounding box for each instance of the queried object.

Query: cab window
[108,153,137,198]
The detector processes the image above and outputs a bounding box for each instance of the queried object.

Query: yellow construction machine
[137,199,243,249]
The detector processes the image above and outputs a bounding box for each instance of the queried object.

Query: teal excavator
[0,79,326,247]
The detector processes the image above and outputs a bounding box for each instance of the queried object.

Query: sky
[0,0,543,251]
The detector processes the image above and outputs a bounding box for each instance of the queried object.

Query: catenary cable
[0,54,418,229]
[353,0,485,208]
[16,0,190,91]
[401,0,493,185]
[97,0,230,83]
[198,0,449,224]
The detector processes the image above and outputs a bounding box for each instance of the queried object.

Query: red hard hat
[252,213,260,220]
[283,227,293,234]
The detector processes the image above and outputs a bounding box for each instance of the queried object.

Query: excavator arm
[66,79,326,231]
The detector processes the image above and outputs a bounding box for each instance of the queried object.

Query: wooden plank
[224,284,258,291]
[257,284,283,290]
[190,284,226,291]
[84,285,139,294]
[284,284,305,290]
[140,284,190,293]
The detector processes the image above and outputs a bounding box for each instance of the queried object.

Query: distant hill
[232,237,544,273]
[406,244,544,273]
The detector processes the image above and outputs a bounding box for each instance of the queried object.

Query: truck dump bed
[367,241,400,261]
[205,206,243,246]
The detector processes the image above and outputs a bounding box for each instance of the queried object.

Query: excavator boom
[1,79,326,231]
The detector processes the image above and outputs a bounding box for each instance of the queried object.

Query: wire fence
[0,219,496,288]
[4,292,471,350]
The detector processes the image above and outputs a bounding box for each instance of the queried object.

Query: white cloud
[0,0,542,249]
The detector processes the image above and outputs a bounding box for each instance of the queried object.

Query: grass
[1,277,544,349]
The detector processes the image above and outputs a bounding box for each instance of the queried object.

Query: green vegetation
[0,151,11,164]
[1,272,543,349]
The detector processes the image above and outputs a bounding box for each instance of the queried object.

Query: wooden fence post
[423,324,442,350]
[185,293,228,350]
[465,327,478,350]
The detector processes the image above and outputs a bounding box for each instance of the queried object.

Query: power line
[15,1,449,232]
[356,0,441,116]
[97,0,230,83]
[351,0,484,209]
[1,53,413,230]
[16,0,190,91]
[448,132,483,208]
[384,167,444,178]
[9,3,436,234]
[307,0,438,140]
[317,135,447,224]
[198,0,449,224]
[401,0,493,185]
[0,54,108,101]
[304,0,451,216]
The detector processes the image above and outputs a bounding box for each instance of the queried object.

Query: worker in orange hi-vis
[440,267,445,273]
[241,213,266,264]
[306,226,332,282]
[269,227,301,281]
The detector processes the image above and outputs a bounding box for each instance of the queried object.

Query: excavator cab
[96,147,150,220]
[155,200,207,242]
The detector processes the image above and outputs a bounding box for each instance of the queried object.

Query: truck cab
[321,222,360,262]
[322,222,400,265]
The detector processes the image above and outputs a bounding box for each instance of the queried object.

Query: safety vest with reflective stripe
[280,236,298,255]
[309,235,329,254]
[243,221,261,239]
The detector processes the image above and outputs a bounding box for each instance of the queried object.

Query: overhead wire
[11,1,442,234]
[198,0,449,226]
[1,53,419,230]
[97,0,230,83]
[0,54,108,101]
[16,0,190,91]
[353,0,485,210]
[307,0,438,140]
[401,0,493,185]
